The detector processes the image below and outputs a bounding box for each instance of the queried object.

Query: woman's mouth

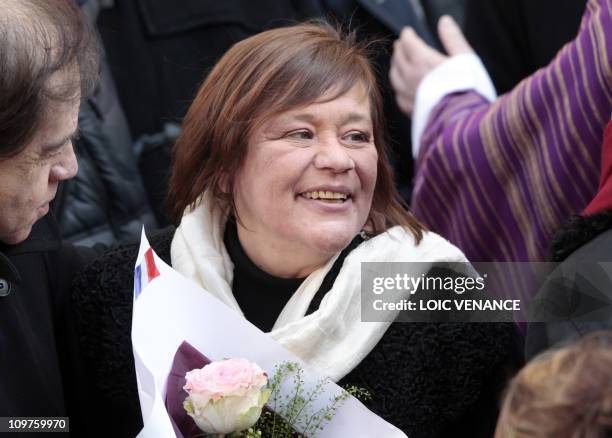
[300,190,351,203]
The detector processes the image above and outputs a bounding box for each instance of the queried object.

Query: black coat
[464,0,587,94]
[0,214,94,432]
[72,227,522,437]
[526,211,612,359]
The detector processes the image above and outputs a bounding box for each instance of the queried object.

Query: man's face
[0,93,79,245]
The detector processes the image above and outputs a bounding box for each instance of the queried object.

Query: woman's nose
[49,143,79,182]
[313,138,355,173]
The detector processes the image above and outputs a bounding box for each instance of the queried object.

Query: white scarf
[171,192,468,381]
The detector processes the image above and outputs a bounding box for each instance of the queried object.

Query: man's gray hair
[0,0,100,157]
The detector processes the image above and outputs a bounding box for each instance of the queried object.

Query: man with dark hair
[0,0,99,422]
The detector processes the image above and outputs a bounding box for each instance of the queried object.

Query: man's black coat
[0,215,94,433]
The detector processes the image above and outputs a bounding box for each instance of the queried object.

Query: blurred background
[55,0,585,247]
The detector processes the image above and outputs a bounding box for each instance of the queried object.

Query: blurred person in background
[0,0,99,421]
[93,0,467,220]
[50,0,160,248]
[526,119,612,359]
[464,0,587,94]
[390,0,611,262]
[496,331,612,438]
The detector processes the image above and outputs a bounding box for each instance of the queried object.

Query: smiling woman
[168,22,422,242]
[232,85,378,277]
[72,21,522,438]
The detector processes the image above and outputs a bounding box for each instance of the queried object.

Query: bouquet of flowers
[166,341,370,438]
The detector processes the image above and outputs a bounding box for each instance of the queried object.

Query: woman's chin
[306,228,360,256]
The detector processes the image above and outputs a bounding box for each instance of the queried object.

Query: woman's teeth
[302,191,349,201]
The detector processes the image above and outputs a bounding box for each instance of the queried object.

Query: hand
[390,15,474,115]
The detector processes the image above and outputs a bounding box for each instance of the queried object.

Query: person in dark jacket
[526,120,612,359]
[0,0,99,426]
[72,22,521,437]
[97,0,462,207]
[463,0,587,94]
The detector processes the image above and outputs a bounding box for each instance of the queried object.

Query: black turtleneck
[223,220,305,332]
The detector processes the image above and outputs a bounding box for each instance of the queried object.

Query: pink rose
[183,358,270,434]
[184,358,268,400]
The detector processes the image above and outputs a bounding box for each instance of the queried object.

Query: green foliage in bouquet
[242,362,371,438]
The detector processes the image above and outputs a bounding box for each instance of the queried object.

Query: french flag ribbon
[134,246,161,298]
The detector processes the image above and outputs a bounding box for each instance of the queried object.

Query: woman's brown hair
[169,21,423,242]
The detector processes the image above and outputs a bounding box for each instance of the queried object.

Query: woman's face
[233,84,378,276]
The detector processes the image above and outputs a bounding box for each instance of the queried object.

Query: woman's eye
[286,130,313,140]
[344,132,370,143]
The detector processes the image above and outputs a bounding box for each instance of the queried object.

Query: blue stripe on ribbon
[134,264,142,298]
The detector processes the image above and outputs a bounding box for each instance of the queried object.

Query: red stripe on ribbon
[145,248,160,282]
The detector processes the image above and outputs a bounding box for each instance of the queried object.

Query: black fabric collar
[224,219,305,289]
[305,233,364,316]
[223,219,304,331]
[548,210,612,262]
[0,251,21,289]
[0,214,62,289]
[224,217,364,319]
[0,213,63,257]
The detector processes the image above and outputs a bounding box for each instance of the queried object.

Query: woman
[72,22,521,437]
